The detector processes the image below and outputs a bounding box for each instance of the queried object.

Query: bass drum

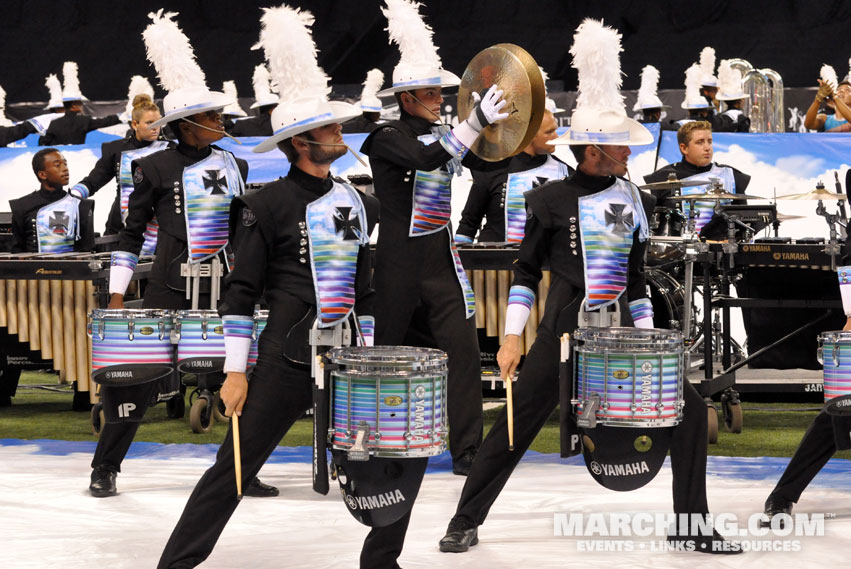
[646,268,696,341]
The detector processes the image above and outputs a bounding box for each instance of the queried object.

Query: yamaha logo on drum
[414,385,426,399]
[641,361,653,373]
[590,461,602,475]
[139,326,154,336]
[612,370,629,380]
[384,396,403,406]
[345,494,357,509]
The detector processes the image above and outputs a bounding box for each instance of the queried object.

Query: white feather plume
[571,19,624,113]
[45,74,62,106]
[62,61,83,99]
[124,75,155,116]
[252,64,275,100]
[142,9,206,92]
[0,85,10,127]
[362,69,384,98]
[699,47,716,78]
[255,5,330,104]
[382,0,441,69]
[636,65,661,104]
[717,59,742,95]
[222,81,247,115]
[821,64,838,90]
[683,63,705,106]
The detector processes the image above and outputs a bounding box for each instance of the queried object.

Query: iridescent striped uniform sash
[36,194,79,253]
[504,155,569,243]
[119,141,169,256]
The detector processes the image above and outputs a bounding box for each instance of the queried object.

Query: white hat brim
[551,115,654,146]
[717,93,750,101]
[150,91,234,128]
[252,101,361,154]
[376,69,461,97]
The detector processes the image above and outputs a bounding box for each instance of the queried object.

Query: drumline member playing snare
[157,6,404,567]
[438,19,740,555]
[91,10,277,500]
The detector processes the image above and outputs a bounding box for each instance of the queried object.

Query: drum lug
[577,394,600,429]
[347,421,371,461]
[128,319,135,341]
[202,320,208,341]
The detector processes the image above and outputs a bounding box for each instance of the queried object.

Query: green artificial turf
[2,371,850,460]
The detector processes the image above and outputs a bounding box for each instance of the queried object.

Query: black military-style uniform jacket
[228,113,273,137]
[75,136,173,234]
[116,143,248,291]
[457,152,573,243]
[0,121,36,147]
[10,188,94,253]
[715,109,751,133]
[512,169,655,335]
[38,110,121,146]
[219,165,379,352]
[644,158,751,208]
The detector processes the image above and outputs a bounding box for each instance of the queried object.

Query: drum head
[581,425,673,491]
[331,451,428,528]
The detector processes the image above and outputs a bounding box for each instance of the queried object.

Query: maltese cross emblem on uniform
[203,170,228,195]
[604,203,633,236]
[333,207,362,241]
[49,211,69,235]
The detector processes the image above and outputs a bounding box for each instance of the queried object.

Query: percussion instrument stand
[816,199,843,271]
[181,257,224,310]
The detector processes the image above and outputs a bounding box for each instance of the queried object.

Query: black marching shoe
[667,529,743,555]
[244,476,279,497]
[452,450,477,476]
[439,519,479,553]
[89,466,117,498]
[761,496,794,528]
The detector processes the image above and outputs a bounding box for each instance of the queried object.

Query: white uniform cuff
[504,303,531,337]
[633,316,655,329]
[224,336,252,373]
[108,265,134,296]
[451,120,480,149]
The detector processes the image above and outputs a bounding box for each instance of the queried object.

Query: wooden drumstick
[505,369,514,451]
[232,413,243,500]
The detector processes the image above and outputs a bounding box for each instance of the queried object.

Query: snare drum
[573,327,685,428]
[818,331,851,412]
[174,310,225,373]
[89,309,174,385]
[248,309,268,368]
[327,346,447,458]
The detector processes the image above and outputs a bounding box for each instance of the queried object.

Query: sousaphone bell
[458,43,546,161]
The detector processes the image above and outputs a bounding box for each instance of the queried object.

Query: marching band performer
[643,120,751,235]
[68,89,170,237]
[715,60,751,133]
[361,0,510,475]
[156,7,417,568]
[10,147,94,253]
[39,62,121,146]
[90,10,276,500]
[227,64,276,137]
[455,108,571,244]
[438,19,739,555]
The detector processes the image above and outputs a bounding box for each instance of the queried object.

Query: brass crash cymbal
[776,188,846,200]
[639,179,711,190]
[776,213,807,221]
[668,191,762,201]
[458,43,546,162]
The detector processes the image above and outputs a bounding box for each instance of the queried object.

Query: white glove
[451,84,510,148]
[467,84,510,132]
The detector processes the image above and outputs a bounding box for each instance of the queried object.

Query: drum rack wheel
[707,402,719,444]
[189,394,215,434]
[212,393,228,423]
[90,402,105,438]
[721,390,743,434]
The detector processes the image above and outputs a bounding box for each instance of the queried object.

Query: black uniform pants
[768,410,838,504]
[452,328,709,529]
[158,339,408,569]
[374,244,482,463]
